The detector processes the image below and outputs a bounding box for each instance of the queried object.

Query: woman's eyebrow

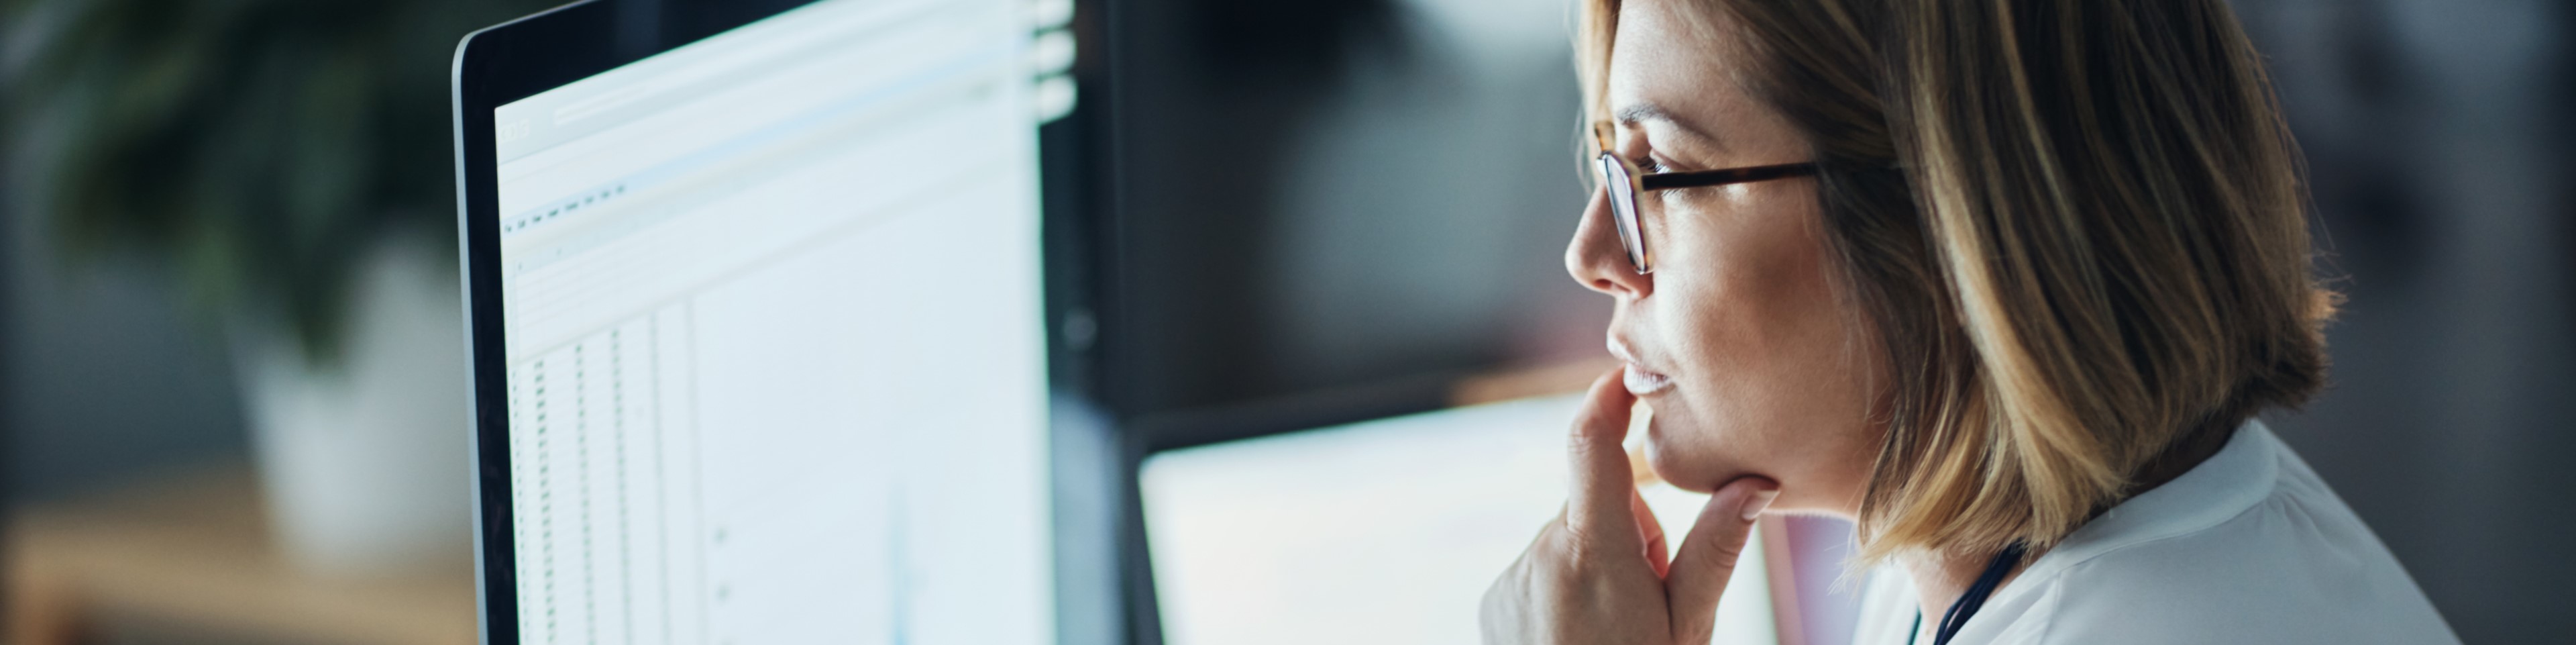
[1613,102,1725,152]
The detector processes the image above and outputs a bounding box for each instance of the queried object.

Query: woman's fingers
[1493,368,1774,645]
[1563,368,1642,552]
[1633,489,1669,578]
[1664,477,1779,644]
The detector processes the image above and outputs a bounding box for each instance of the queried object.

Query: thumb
[1562,368,1641,550]
[1664,477,1779,643]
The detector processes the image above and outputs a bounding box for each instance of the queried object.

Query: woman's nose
[1566,187,1652,299]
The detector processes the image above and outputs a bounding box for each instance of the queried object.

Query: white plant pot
[234,238,472,576]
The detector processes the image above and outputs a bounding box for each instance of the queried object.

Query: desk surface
[7,464,477,645]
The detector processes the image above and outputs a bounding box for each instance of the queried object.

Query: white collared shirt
[1849,421,2461,645]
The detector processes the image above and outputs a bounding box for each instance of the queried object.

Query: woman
[1481,0,2460,644]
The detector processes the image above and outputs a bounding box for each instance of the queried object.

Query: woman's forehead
[1607,1,1731,104]
[1605,0,1755,138]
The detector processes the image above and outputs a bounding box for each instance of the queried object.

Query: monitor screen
[486,1,1052,642]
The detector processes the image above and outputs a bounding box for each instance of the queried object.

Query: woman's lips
[1623,366,1674,395]
[1607,336,1676,395]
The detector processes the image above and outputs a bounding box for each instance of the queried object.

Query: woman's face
[1566,0,1885,514]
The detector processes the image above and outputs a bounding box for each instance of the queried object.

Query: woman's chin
[1642,414,1719,493]
[1642,402,1776,495]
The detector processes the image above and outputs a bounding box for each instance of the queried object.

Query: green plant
[1,0,555,365]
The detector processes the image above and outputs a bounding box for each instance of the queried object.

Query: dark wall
[2238,1,2575,642]
[1101,0,1606,426]
[3,188,251,503]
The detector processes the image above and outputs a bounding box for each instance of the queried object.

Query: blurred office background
[2,0,2569,643]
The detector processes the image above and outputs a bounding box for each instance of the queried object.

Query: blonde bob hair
[1578,0,2337,561]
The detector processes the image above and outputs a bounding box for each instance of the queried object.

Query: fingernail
[1739,489,1779,521]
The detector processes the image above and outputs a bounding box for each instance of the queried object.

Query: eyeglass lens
[1595,154,1649,272]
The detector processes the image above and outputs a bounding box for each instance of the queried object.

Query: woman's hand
[1480,369,1780,645]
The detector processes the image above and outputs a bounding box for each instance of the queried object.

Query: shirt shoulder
[1860,422,2462,645]
[1988,423,2460,645]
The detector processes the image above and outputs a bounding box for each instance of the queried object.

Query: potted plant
[3,0,554,575]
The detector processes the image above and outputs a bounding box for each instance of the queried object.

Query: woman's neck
[1899,422,2239,626]
[1900,549,2026,634]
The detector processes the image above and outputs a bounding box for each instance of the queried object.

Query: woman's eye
[1638,156,1668,173]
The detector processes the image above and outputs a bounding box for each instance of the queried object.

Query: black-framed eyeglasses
[1591,122,1819,274]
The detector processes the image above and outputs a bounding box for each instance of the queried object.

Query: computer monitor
[1138,395,1781,645]
[453,1,1073,642]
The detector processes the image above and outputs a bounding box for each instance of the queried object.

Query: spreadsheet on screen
[486,1,1054,642]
